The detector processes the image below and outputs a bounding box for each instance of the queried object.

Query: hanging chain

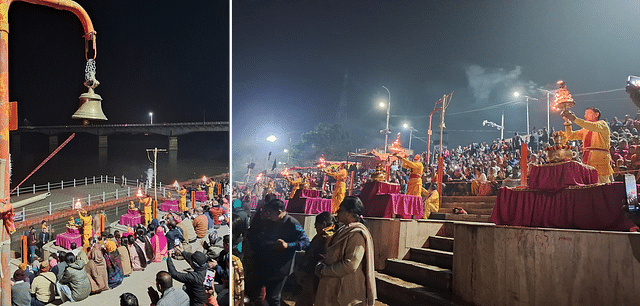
[84,59,97,88]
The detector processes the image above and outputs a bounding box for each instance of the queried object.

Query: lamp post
[537,88,554,132]
[146,148,167,207]
[149,112,153,124]
[513,92,538,135]
[381,86,391,153]
[403,123,418,153]
[266,135,277,171]
[427,106,443,164]
[0,1,98,304]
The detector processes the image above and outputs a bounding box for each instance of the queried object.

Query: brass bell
[72,86,108,123]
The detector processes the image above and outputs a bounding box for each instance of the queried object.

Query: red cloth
[55,232,82,249]
[195,191,207,202]
[286,197,332,214]
[160,199,179,212]
[491,182,637,231]
[119,214,142,227]
[358,181,423,219]
[528,161,598,192]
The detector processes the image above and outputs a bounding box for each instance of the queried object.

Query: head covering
[13,269,25,281]
[18,263,27,271]
[173,214,182,223]
[187,251,207,269]
[40,261,50,273]
[105,240,117,253]
[232,199,241,209]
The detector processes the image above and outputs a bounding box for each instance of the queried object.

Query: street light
[513,92,538,135]
[403,123,418,153]
[266,135,277,143]
[537,88,554,132]
[381,86,391,153]
[149,112,153,124]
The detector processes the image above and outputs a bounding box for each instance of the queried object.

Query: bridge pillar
[10,134,19,156]
[48,135,58,153]
[168,136,178,178]
[98,135,108,172]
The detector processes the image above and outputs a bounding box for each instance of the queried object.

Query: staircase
[376,224,471,305]
[432,196,497,222]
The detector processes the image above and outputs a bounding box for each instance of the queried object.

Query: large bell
[72,86,107,122]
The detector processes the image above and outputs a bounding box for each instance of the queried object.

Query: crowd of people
[231,193,377,306]
[11,180,231,306]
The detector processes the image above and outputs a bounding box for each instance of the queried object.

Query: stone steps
[376,272,471,306]
[408,247,453,269]
[428,236,454,252]
[384,258,452,290]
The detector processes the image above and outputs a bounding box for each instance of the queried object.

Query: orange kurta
[565,118,613,181]
[398,156,424,196]
[326,168,347,213]
[78,211,93,247]
[141,196,153,226]
[178,188,187,211]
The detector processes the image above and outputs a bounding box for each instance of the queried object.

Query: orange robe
[565,118,613,182]
[78,211,93,247]
[178,188,187,211]
[326,168,348,213]
[141,197,153,226]
[398,156,424,196]
[288,177,302,199]
[206,181,215,200]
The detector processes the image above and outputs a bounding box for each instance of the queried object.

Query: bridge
[9,121,229,169]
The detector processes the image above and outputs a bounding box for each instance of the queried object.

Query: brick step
[439,202,495,209]
[428,236,454,252]
[408,248,453,269]
[443,213,492,223]
[385,258,452,290]
[438,207,494,216]
[376,272,471,306]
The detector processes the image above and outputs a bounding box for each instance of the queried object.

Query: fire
[136,188,143,197]
[74,199,82,210]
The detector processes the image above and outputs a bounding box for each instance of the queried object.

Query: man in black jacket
[167,248,207,306]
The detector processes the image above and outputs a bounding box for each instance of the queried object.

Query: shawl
[103,249,124,289]
[150,226,168,262]
[116,245,133,276]
[86,246,109,293]
[129,243,147,270]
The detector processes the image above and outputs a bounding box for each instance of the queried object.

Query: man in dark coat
[167,249,207,306]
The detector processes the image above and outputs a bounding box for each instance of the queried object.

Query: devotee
[324,164,348,213]
[117,236,133,276]
[27,226,37,264]
[148,271,190,306]
[57,252,91,303]
[30,261,56,306]
[167,248,208,306]
[422,182,440,219]
[246,199,310,306]
[135,227,154,264]
[86,241,109,294]
[562,108,614,183]
[104,239,124,288]
[209,201,228,228]
[151,226,168,262]
[11,269,30,306]
[38,220,50,258]
[119,292,139,306]
[127,235,146,271]
[166,221,185,253]
[394,153,424,197]
[176,211,197,244]
[78,210,93,248]
[315,196,376,306]
[192,206,209,243]
[295,211,335,306]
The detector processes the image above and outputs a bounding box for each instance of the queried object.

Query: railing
[13,175,170,223]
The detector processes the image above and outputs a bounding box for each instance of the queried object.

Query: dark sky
[233,0,640,170]
[8,0,228,126]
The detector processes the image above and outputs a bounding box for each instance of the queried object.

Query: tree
[291,122,352,166]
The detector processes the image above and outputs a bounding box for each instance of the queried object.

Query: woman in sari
[103,240,124,289]
[150,226,168,262]
[127,235,146,271]
[85,244,109,294]
[117,237,132,276]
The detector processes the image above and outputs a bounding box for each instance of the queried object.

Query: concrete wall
[289,213,446,270]
[453,223,640,306]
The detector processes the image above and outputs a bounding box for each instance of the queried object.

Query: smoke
[465,65,536,103]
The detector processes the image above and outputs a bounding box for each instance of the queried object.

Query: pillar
[48,135,58,153]
[98,135,108,172]
[168,136,178,179]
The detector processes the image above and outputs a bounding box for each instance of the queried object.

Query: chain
[84,59,97,87]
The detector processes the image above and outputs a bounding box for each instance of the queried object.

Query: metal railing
[13,175,169,223]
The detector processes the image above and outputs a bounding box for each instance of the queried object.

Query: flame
[74,199,82,210]
[202,176,208,182]
[172,180,180,189]
[136,188,143,197]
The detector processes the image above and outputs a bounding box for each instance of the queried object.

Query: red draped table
[160,199,179,212]
[119,209,142,227]
[491,162,636,231]
[195,191,207,202]
[286,188,333,214]
[359,181,423,219]
[55,227,82,250]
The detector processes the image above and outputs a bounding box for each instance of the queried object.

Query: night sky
[8,0,229,126]
[232,0,640,173]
